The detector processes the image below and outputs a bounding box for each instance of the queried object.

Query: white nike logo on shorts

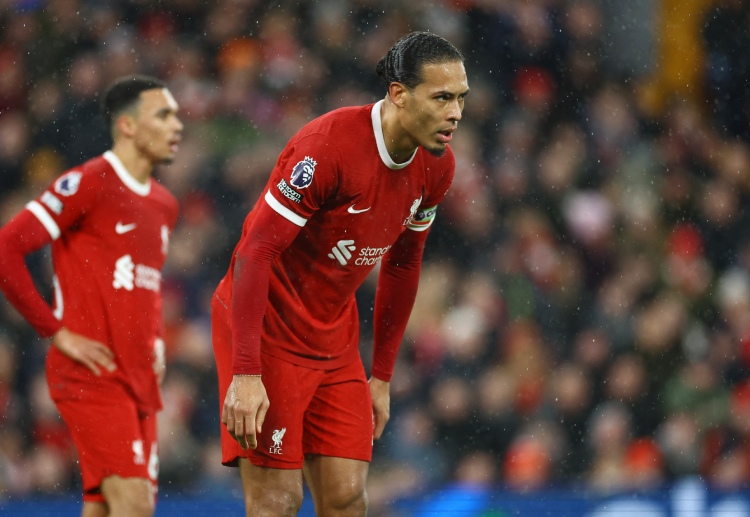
[347,205,371,214]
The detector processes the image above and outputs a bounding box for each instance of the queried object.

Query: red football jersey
[27,151,178,412]
[216,101,454,370]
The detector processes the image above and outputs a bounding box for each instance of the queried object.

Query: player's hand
[153,338,166,385]
[369,376,391,440]
[222,375,269,450]
[51,327,116,376]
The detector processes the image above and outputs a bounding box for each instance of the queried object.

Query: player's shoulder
[418,145,455,199]
[296,104,374,141]
[76,154,111,176]
[148,175,174,198]
[77,153,120,184]
[149,179,179,210]
[50,154,108,196]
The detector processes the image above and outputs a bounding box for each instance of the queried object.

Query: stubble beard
[425,145,446,158]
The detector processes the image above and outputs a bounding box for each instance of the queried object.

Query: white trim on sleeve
[25,201,61,240]
[264,191,307,227]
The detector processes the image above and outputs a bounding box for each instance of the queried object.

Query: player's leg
[81,501,107,517]
[101,409,158,516]
[54,391,158,517]
[213,308,322,517]
[231,354,320,516]
[100,475,155,516]
[239,459,304,516]
[303,456,369,517]
[79,476,153,517]
[301,359,374,517]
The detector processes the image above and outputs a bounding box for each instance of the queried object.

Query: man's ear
[388,82,409,108]
[115,113,136,138]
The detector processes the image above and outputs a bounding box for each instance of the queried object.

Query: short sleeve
[262,132,341,227]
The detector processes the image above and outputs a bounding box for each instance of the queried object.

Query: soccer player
[0,75,182,517]
[212,31,469,516]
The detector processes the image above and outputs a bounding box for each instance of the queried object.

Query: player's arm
[0,210,61,336]
[0,210,116,375]
[223,200,303,450]
[224,132,339,448]
[370,226,430,439]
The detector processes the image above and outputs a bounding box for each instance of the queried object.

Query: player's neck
[380,98,418,164]
[109,143,153,184]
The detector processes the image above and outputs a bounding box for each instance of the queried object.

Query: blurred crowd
[2,0,750,512]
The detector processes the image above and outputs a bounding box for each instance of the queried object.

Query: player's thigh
[302,359,373,462]
[244,353,323,469]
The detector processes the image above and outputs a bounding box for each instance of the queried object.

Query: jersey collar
[104,151,151,197]
[371,100,417,170]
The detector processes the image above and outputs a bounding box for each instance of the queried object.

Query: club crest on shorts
[270,427,286,455]
[290,156,316,189]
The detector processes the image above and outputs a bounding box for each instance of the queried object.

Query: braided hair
[376,31,464,90]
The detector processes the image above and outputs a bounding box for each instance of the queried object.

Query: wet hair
[376,31,464,89]
[101,74,166,130]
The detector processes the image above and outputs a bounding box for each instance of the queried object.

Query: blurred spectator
[702,0,750,139]
[1,0,750,507]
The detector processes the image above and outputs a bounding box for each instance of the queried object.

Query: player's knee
[326,485,368,516]
[131,496,156,517]
[101,477,155,517]
[245,485,303,517]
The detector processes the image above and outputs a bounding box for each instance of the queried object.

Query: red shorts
[52,382,158,503]
[212,295,373,469]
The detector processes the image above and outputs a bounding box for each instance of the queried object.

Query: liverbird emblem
[272,428,287,448]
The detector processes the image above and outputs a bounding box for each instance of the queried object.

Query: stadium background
[2,0,750,515]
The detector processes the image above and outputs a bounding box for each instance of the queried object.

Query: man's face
[401,61,469,157]
[132,88,183,164]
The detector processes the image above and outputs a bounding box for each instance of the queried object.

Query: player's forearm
[371,230,427,381]
[0,212,61,337]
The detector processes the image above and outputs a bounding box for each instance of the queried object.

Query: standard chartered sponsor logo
[112,254,161,292]
[328,240,391,266]
[355,245,392,266]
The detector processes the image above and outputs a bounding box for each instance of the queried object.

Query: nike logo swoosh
[347,205,371,214]
[115,222,137,234]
